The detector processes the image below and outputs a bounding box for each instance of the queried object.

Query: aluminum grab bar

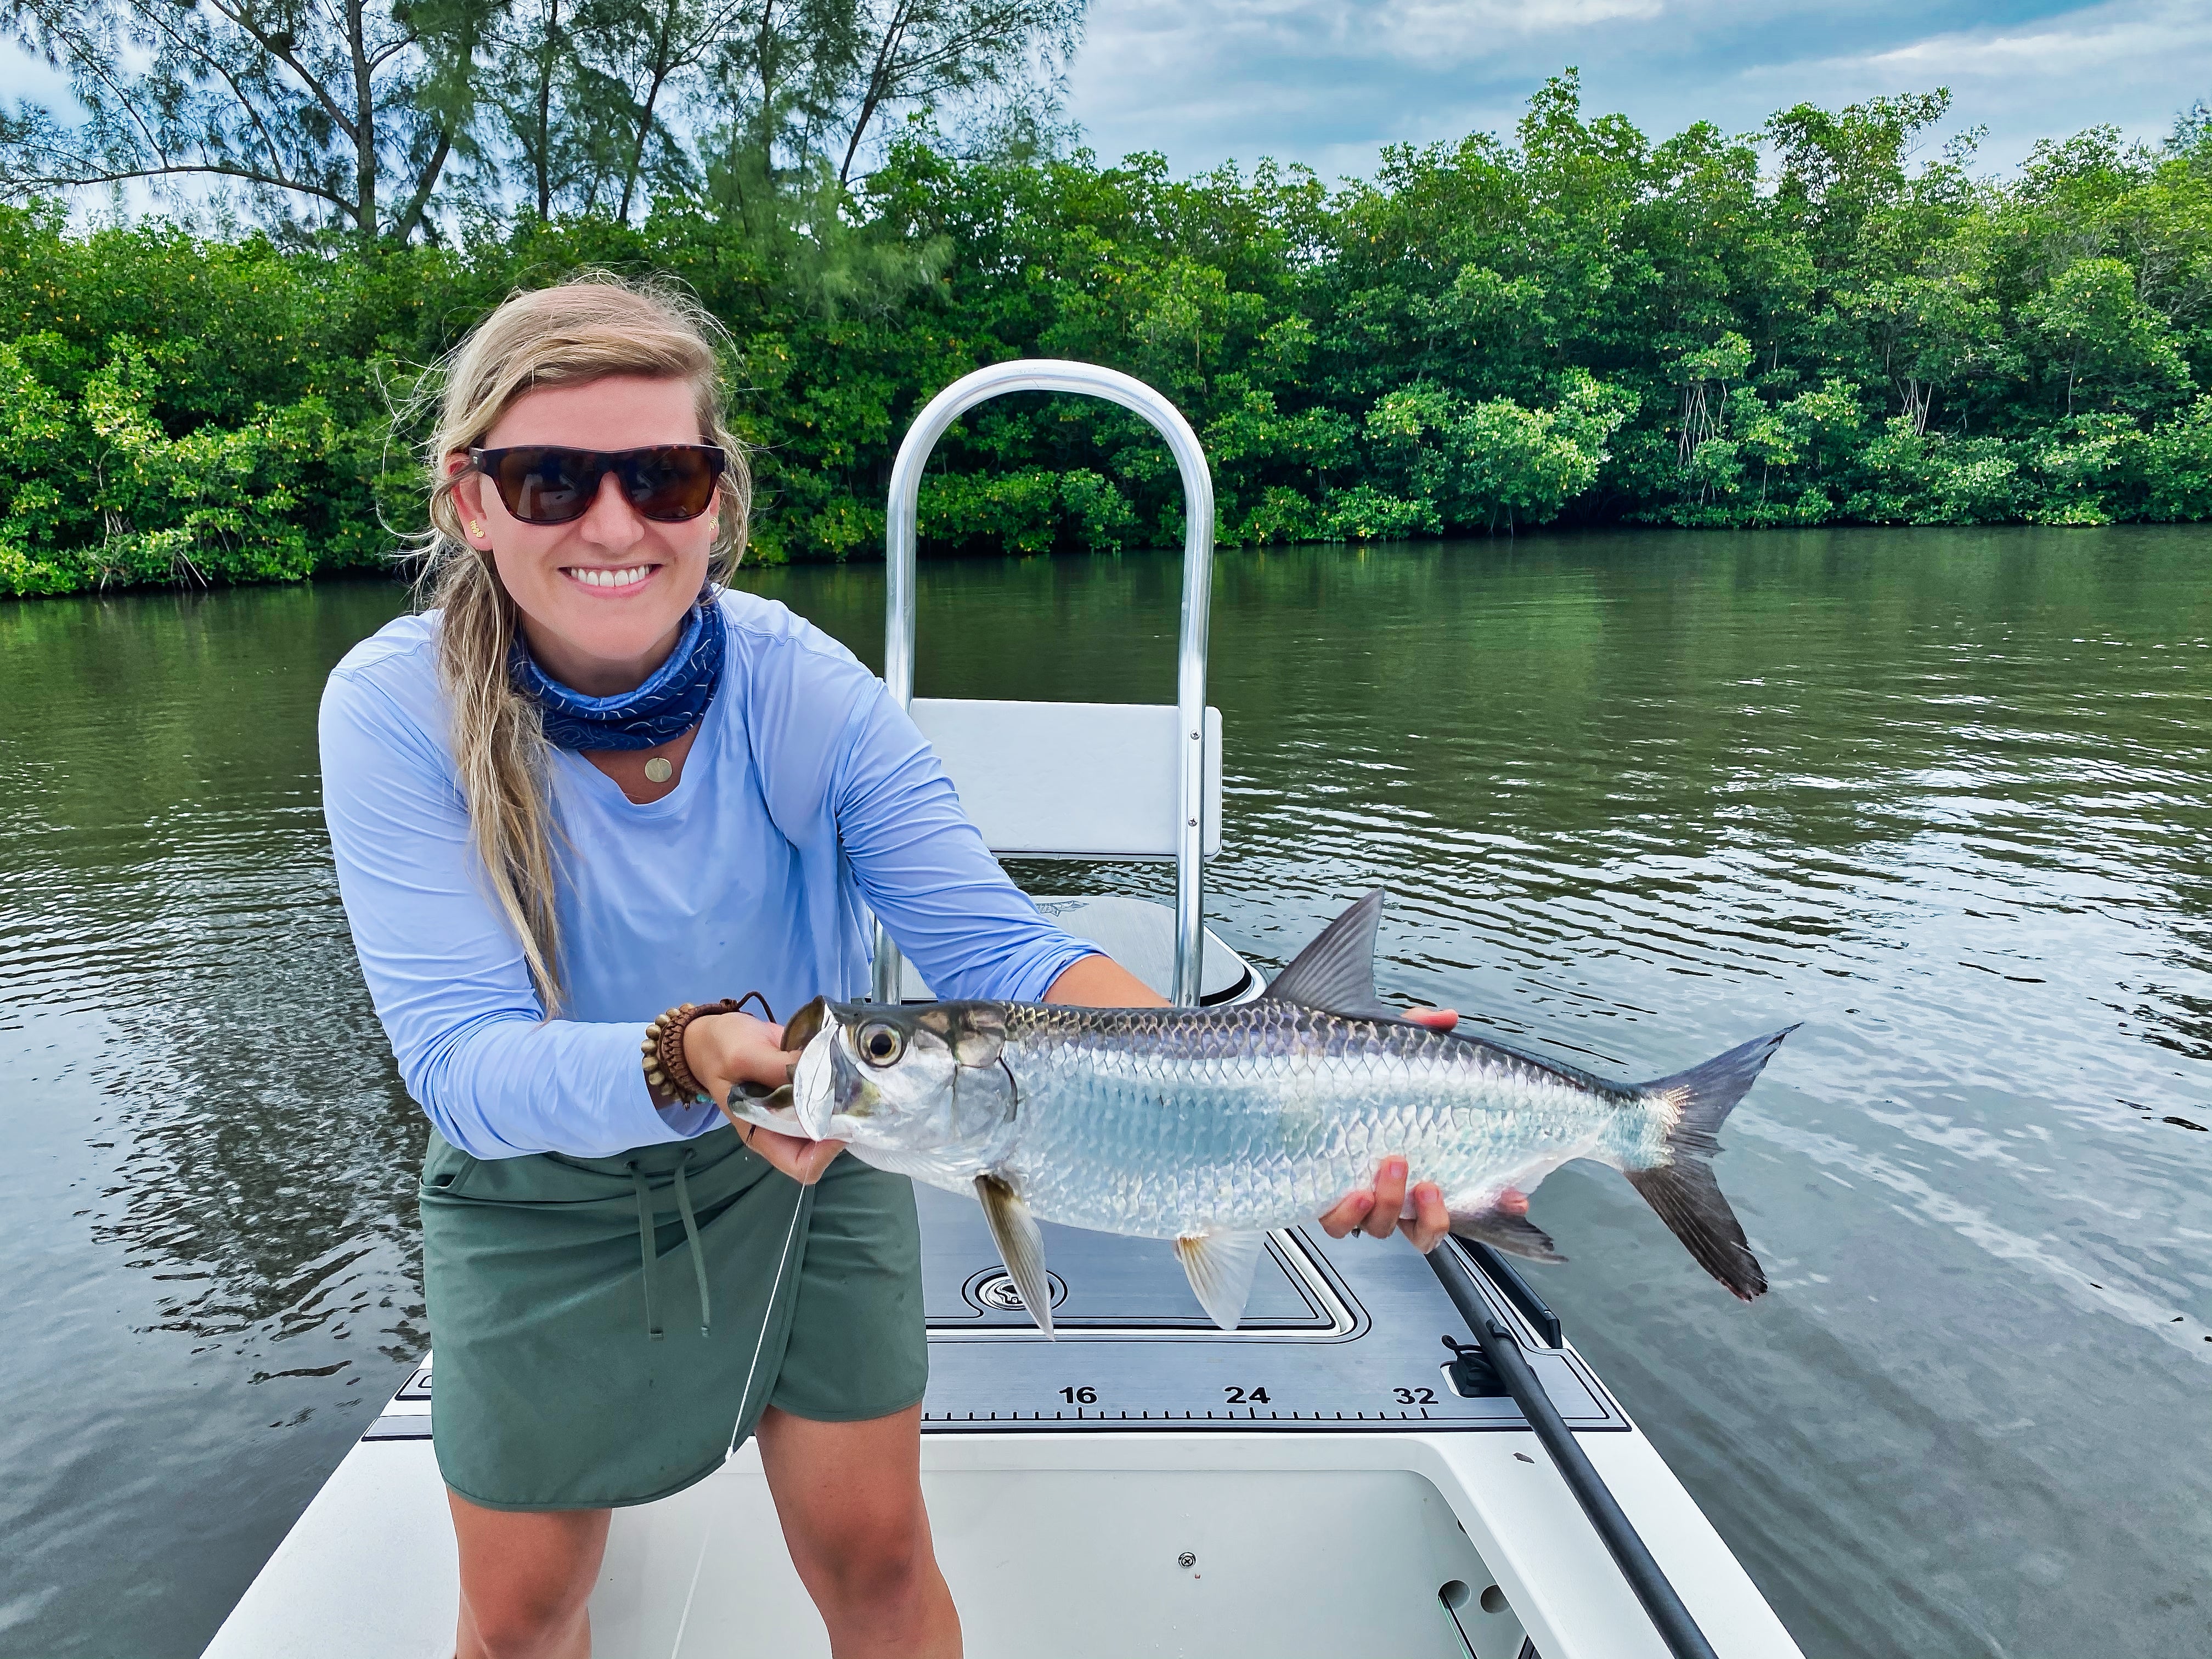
[873,360,1218,1007]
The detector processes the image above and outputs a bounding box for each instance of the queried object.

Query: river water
[2,526,2208,1658]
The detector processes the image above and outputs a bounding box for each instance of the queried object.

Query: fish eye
[857,1022,905,1067]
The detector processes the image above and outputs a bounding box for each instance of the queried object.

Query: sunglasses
[468,444,727,526]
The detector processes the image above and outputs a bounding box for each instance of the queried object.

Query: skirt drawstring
[628,1163,663,1341]
[672,1153,711,1338]
[629,1153,713,1341]
[628,1159,659,1345]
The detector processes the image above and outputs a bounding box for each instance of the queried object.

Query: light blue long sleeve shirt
[319,589,1099,1160]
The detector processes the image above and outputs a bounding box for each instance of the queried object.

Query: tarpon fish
[730,891,1794,1336]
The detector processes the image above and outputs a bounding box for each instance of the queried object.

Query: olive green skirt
[419,1125,927,1511]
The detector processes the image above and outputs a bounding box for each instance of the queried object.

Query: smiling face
[449,374,718,696]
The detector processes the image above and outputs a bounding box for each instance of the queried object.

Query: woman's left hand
[1317,1005,1459,1252]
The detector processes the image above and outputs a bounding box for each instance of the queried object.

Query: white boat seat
[911,698,1222,860]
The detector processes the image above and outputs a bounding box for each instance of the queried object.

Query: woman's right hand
[686,1011,845,1185]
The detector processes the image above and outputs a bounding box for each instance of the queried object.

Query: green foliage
[8,77,2212,597]
[0,332,388,595]
[1363,370,1632,532]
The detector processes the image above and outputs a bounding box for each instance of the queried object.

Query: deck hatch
[912,1188,1627,1435]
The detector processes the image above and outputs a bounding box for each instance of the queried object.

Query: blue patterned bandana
[511,597,726,752]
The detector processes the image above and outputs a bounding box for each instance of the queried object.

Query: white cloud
[1719,0,2212,170]
[1827,0,2212,82]
[1325,0,1670,62]
[1066,0,2212,179]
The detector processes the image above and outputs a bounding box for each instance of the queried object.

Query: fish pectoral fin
[975,1173,1054,1340]
[1173,1230,1269,1331]
[1447,1203,1566,1264]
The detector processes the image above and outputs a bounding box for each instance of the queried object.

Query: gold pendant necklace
[643,757,674,784]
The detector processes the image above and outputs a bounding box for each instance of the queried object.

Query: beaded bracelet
[642,992,774,1107]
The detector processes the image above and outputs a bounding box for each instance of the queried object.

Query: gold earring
[469,520,485,538]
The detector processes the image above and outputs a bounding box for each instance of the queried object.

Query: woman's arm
[1042,954,1164,1007]
[825,689,1104,1002]
[319,664,706,1160]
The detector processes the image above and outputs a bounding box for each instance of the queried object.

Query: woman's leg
[755,1403,960,1658]
[447,1489,611,1659]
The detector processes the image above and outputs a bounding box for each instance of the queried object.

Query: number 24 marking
[1224,1385,1271,1404]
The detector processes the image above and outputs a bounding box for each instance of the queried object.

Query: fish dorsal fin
[1173,1230,1269,1331]
[975,1173,1055,1339]
[1262,889,1395,1018]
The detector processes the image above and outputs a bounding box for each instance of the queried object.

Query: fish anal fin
[1448,1203,1565,1264]
[1263,890,1397,1019]
[975,1173,1054,1339]
[1173,1230,1269,1331]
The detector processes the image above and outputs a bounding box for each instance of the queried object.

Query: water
[3,526,2208,1658]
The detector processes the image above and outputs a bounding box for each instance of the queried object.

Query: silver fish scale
[989,1002,1653,1237]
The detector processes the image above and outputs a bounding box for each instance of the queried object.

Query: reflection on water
[4,526,2210,1657]
[0,586,425,1651]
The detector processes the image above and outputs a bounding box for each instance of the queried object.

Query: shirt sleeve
[828,684,1102,1002]
[318,667,712,1160]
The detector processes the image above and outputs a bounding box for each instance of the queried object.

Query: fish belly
[1003,1046,1615,1238]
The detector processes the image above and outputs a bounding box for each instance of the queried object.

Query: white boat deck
[208,1346,1796,1659]
[207,1209,1801,1658]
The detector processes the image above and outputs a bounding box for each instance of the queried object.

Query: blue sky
[1061,0,2212,177]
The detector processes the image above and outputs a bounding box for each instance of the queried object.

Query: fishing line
[664,1520,719,1657]
[725,1176,809,1461]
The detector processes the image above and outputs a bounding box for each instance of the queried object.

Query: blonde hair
[411,275,753,1011]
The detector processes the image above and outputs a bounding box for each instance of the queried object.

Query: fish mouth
[792,1023,840,1139]
[726,1091,804,1138]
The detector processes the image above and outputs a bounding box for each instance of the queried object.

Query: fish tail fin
[1626,1025,1797,1302]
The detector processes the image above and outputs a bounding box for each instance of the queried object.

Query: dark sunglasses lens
[623,447,721,522]
[494,448,599,524]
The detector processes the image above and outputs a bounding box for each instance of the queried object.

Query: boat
[203,360,1807,1659]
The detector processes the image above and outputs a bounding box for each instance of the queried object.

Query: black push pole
[1427,1243,1722,1659]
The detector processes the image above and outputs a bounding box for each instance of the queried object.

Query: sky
[1059,0,2212,178]
[3,0,2207,194]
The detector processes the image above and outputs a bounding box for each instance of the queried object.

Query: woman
[321,276,1451,1659]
